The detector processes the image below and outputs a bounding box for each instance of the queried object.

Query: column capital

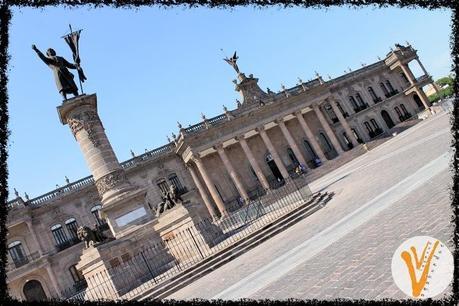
[293,110,303,117]
[274,118,285,125]
[213,144,224,151]
[234,134,246,142]
[190,153,202,163]
[255,125,266,133]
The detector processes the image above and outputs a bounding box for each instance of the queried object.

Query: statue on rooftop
[224,51,240,74]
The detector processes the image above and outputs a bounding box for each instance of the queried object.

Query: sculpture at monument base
[155,184,184,217]
[77,225,108,249]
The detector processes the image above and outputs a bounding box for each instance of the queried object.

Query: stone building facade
[6,43,438,301]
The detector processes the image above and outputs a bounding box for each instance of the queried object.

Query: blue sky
[7,6,452,200]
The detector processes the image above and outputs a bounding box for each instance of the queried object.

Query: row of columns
[398,62,431,110]
[186,103,353,219]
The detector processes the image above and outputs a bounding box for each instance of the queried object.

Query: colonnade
[186,103,357,218]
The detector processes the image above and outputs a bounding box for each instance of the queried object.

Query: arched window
[249,166,258,180]
[336,102,347,117]
[303,140,318,160]
[287,148,299,165]
[394,106,402,117]
[319,133,333,153]
[51,224,68,246]
[342,132,351,145]
[351,129,363,143]
[65,218,78,240]
[324,104,337,122]
[364,121,373,133]
[370,119,380,129]
[355,93,366,107]
[400,104,409,115]
[168,173,183,191]
[156,179,168,194]
[380,82,389,96]
[386,80,395,92]
[90,205,104,226]
[8,241,28,267]
[349,96,358,109]
[368,87,378,100]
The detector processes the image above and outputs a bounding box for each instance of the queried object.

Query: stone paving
[168,112,454,301]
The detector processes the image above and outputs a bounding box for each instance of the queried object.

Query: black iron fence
[62,177,315,301]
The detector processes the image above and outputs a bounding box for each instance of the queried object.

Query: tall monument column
[57,94,152,238]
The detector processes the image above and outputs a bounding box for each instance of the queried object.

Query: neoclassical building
[6,43,438,301]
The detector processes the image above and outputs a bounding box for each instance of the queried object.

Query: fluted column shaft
[295,111,327,161]
[187,164,218,220]
[238,136,270,190]
[215,145,250,201]
[192,155,228,217]
[329,99,358,147]
[258,127,290,179]
[313,104,344,155]
[277,119,309,169]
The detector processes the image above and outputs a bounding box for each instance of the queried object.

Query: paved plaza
[168,112,455,300]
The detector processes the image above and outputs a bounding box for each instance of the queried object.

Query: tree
[429,75,454,103]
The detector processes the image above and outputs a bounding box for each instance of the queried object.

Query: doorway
[265,153,283,182]
[381,110,395,129]
[23,280,47,301]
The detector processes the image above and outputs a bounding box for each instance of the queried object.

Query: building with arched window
[6,42,438,301]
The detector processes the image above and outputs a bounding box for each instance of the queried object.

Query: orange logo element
[400,240,439,298]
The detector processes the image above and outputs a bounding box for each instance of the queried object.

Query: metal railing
[62,178,318,301]
[7,144,175,209]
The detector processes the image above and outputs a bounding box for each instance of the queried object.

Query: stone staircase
[133,192,333,300]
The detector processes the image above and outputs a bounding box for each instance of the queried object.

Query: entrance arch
[318,132,337,159]
[265,153,283,182]
[381,110,395,129]
[413,94,423,109]
[23,280,47,301]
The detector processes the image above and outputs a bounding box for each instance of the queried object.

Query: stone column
[192,155,228,217]
[257,126,290,179]
[312,104,344,155]
[45,265,61,298]
[294,111,327,161]
[416,58,429,76]
[26,221,43,256]
[329,99,358,147]
[186,163,218,220]
[276,119,309,169]
[415,87,431,109]
[215,144,250,201]
[400,64,415,86]
[237,136,270,190]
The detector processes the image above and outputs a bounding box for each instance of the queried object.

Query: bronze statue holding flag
[32,25,87,100]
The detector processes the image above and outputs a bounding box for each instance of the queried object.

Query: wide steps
[136,192,333,300]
